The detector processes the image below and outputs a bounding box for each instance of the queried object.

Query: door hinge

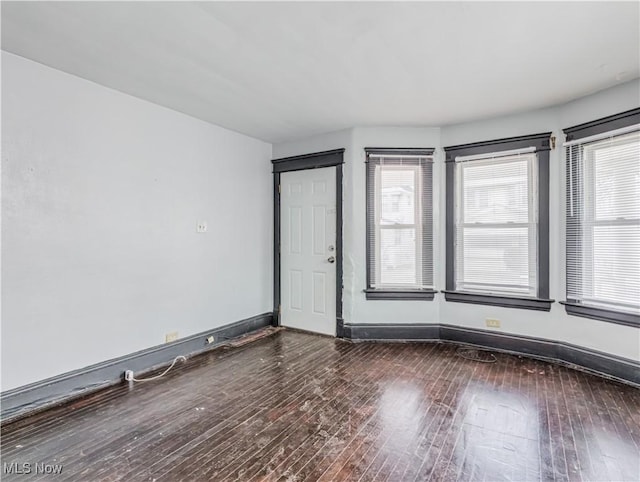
[278,184,281,194]
[278,304,281,314]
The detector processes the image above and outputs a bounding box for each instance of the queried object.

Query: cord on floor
[130,356,187,382]
[455,347,497,363]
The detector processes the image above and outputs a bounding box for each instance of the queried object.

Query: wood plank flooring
[1,330,639,481]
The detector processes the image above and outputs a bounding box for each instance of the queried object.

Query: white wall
[274,80,640,361]
[440,80,640,361]
[273,127,442,325]
[1,53,273,391]
[347,127,442,325]
[3,50,638,393]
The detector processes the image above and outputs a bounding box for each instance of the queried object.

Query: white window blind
[566,127,640,314]
[366,154,433,289]
[454,151,538,296]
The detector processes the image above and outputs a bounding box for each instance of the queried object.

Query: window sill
[442,290,554,311]
[364,289,437,301]
[560,301,640,328]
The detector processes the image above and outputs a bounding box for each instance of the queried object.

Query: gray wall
[273,80,640,361]
[1,53,273,390]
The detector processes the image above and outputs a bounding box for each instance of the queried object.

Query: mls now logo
[3,462,63,475]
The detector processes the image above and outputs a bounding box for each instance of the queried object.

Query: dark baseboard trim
[1,312,274,423]
[343,322,639,387]
[346,323,440,341]
[336,317,345,338]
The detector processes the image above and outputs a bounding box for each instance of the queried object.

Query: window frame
[562,108,640,327]
[444,133,553,311]
[365,148,436,301]
[454,152,538,296]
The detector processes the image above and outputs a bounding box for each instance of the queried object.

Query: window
[456,151,537,295]
[444,133,552,310]
[563,108,640,327]
[365,148,435,300]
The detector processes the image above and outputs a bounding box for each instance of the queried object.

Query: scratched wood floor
[1,330,639,481]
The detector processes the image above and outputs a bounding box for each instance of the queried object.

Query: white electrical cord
[130,355,187,382]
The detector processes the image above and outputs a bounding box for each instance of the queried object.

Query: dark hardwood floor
[1,330,639,481]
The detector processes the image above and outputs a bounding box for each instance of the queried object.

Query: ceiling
[2,2,639,144]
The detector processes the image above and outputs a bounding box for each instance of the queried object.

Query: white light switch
[197,221,208,233]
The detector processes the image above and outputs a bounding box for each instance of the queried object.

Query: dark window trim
[444,132,552,162]
[560,302,640,328]
[563,108,640,327]
[444,132,552,310]
[272,148,345,173]
[364,289,437,301]
[272,149,345,336]
[443,290,554,311]
[365,148,435,299]
[365,147,435,156]
[563,107,640,142]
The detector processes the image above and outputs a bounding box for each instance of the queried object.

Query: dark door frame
[272,149,345,337]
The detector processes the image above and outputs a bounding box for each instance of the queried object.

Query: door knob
[327,256,335,263]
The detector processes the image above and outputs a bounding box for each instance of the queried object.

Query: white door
[281,167,337,336]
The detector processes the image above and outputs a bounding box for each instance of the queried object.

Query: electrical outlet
[485,318,501,328]
[196,221,208,233]
[206,335,215,344]
[124,370,134,381]
[165,332,179,343]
